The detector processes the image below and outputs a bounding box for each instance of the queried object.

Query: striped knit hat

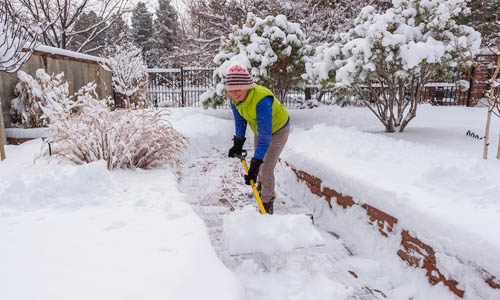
[225,64,254,91]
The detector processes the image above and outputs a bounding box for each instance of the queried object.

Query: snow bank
[282,106,500,281]
[222,205,324,255]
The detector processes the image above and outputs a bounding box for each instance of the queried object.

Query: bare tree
[177,0,242,65]
[1,1,44,160]
[178,0,390,66]
[6,0,130,55]
[1,1,40,73]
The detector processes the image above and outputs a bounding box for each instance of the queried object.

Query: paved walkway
[179,149,387,299]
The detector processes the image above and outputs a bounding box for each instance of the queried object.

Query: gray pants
[253,123,290,204]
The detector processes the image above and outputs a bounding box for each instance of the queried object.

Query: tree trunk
[483,54,500,159]
[0,102,6,160]
[483,111,492,159]
[497,131,500,159]
[399,103,418,132]
[115,93,130,109]
[305,87,311,100]
[385,117,395,133]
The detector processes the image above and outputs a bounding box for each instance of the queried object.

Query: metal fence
[146,67,468,108]
[146,67,339,109]
[147,67,215,108]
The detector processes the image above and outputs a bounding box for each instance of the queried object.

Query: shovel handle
[234,149,247,161]
[235,150,267,215]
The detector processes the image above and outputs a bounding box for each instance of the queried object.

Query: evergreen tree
[154,0,180,50]
[131,2,154,65]
[103,16,130,51]
[457,0,500,48]
[70,11,106,56]
[148,0,181,67]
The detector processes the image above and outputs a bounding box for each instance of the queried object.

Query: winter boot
[263,193,276,214]
[263,200,274,215]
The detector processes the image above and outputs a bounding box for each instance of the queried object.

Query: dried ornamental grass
[46,107,187,170]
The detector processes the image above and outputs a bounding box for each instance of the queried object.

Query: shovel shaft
[240,159,267,215]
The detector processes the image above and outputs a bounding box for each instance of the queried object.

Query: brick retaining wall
[290,164,500,298]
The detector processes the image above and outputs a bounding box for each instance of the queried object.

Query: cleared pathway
[179,149,387,299]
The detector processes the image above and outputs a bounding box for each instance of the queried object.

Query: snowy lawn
[0,144,244,300]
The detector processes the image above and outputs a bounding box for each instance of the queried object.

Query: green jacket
[231,84,289,135]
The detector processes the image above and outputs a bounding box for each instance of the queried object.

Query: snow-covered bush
[202,13,314,108]
[101,42,149,109]
[45,87,187,170]
[10,69,69,128]
[292,96,320,109]
[43,81,113,121]
[306,0,481,132]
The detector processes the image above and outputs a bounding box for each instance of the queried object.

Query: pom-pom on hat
[225,64,254,91]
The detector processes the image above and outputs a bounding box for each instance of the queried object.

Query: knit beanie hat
[225,64,255,91]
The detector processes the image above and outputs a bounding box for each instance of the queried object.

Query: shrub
[307,0,480,132]
[45,84,187,170]
[10,69,69,128]
[100,42,149,109]
[202,13,313,108]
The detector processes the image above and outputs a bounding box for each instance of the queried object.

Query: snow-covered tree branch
[178,0,391,66]
[100,42,149,109]
[202,13,313,107]
[7,0,129,55]
[0,1,41,73]
[307,0,481,133]
[1,1,44,161]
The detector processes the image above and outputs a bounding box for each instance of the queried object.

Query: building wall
[470,54,499,106]
[0,48,112,128]
[417,54,498,107]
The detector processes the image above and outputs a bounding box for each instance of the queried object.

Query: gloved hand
[245,157,263,185]
[228,136,246,158]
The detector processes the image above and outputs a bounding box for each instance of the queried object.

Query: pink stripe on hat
[226,64,254,91]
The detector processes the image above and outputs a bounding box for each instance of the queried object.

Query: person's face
[228,89,248,102]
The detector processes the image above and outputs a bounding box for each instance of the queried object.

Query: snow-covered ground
[1,104,499,299]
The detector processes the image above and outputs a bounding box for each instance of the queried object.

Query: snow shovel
[234,150,315,222]
[235,150,267,215]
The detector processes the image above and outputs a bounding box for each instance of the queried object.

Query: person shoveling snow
[224,63,324,256]
[226,63,290,215]
[222,205,325,256]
